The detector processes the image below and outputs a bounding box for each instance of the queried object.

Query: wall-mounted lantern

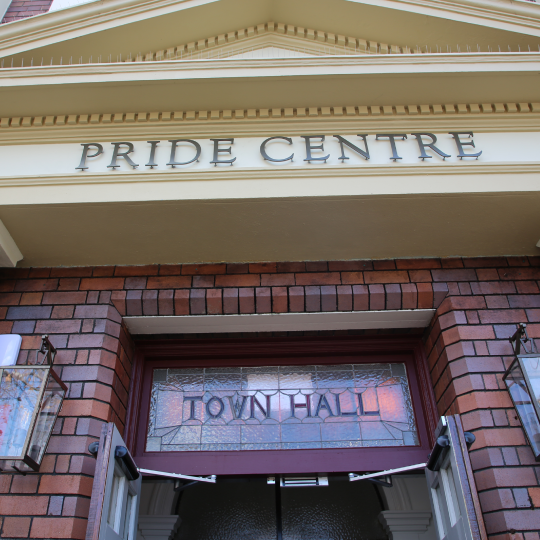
[503,323,540,461]
[0,335,67,473]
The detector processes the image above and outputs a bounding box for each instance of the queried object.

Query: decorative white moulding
[503,353,540,461]
[0,336,66,473]
[0,334,22,366]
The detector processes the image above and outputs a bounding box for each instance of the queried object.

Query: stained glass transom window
[146,363,418,452]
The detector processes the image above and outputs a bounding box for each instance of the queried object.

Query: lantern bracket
[35,335,57,366]
[509,323,537,356]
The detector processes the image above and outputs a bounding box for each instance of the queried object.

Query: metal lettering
[145,140,160,169]
[301,135,330,162]
[260,136,294,162]
[411,133,451,160]
[449,132,482,159]
[333,135,370,162]
[210,138,236,166]
[375,134,408,161]
[76,143,103,170]
[167,139,202,167]
[108,142,139,169]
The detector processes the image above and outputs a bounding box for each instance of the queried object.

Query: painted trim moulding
[123,309,436,334]
[1,117,539,145]
[0,162,538,190]
[1,53,539,82]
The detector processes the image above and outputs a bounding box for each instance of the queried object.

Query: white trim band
[124,309,435,334]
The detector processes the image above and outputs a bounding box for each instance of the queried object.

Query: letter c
[260,136,294,162]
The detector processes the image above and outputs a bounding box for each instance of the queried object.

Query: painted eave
[0,53,538,118]
[0,0,540,60]
[1,52,539,84]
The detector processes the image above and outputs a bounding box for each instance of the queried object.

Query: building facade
[0,0,539,539]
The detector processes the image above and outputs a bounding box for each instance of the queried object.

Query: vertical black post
[275,475,283,540]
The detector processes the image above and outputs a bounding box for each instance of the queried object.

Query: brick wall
[0,267,134,540]
[0,256,539,539]
[423,258,540,539]
[1,0,51,24]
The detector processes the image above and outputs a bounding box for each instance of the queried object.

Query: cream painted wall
[0,132,537,208]
[1,0,539,266]
[0,131,533,177]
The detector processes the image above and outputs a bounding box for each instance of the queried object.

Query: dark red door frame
[125,335,437,476]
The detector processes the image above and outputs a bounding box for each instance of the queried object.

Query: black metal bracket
[464,432,476,448]
[174,479,199,492]
[368,475,393,488]
[35,335,57,366]
[115,446,140,481]
[88,441,99,456]
[509,323,537,356]
[427,430,476,472]
[87,443,140,481]
[426,435,450,471]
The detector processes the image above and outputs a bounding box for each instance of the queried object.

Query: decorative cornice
[1,162,538,189]
[111,20,540,64]
[117,21,414,64]
[0,102,537,139]
[2,51,538,74]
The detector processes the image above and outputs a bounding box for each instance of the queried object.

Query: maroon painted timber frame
[125,335,437,476]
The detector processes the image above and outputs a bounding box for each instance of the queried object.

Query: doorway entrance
[172,476,387,540]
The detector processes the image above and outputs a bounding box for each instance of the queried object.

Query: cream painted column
[137,482,180,540]
[378,475,437,540]
[0,218,22,267]
[137,516,181,540]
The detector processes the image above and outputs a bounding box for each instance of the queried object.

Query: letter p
[76,143,103,170]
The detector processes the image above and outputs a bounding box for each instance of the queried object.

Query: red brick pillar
[425,274,540,538]
[0,268,134,540]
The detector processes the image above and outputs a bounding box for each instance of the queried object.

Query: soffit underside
[0,56,538,118]
[1,192,540,266]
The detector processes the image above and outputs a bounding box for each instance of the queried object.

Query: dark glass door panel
[177,478,277,540]
[281,479,387,540]
[176,477,387,540]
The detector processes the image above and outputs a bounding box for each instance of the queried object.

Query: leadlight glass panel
[146,363,418,452]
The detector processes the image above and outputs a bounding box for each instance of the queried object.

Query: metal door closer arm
[88,442,217,483]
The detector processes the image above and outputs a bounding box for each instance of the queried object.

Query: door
[426,416,486,540]
[174,475,386,540]
[86,423,142,540]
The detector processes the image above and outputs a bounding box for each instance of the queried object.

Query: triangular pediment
[120,22,414,64]
[1,0,539,67]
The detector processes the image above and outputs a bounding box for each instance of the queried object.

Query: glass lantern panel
[26,372,66,467]
[0,368,47,459]
[505,359,540,458]
[521,356,540,408]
